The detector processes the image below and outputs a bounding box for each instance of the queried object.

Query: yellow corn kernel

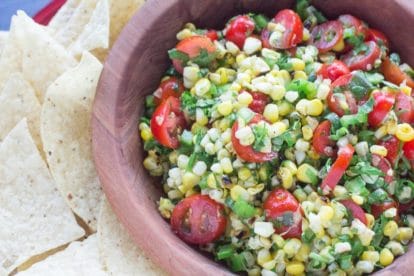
[217,100,233,116]
[398,227,413,243]
[236,53,247,65]
[294,70,308,80]
[185,188,197,197]
[238,91,253,105]
[370,145,388,157]
[295,244,310,262]
[297,164,318,185]
[196,108,208,125]
[384,220,399,238]
[229,82,242,92]
[332,38,345,52]
[140,128,153,141]
[230,185,249,201]
[302,28,310,41]
[220,157,233,174]
[272,234,286,248]
[207,173,217,188]
[379,248,394,266]
[278,101,293,116]
[184,22,196,30]
[302,125,313,140]
[263,103,279,123]
[375,125,388,139]
[351,194,365,205]
[319,205,334,224]
[307,99,324,116]
[286,261,305,275]
[307,148,320,160]
[278,167,294,189]
[216,67,229,84]
[316,229,326,238]
[291,58,306,71]
[278,69,291,83]
[218,118,230,131]
[262,259,277,270]
[283,239,302,257]
[361,251,380,263]
[238,167,251,181]
[179,172,200,193]
[401,84,412,96]
[282,160,298,175]
[270,85,286,101]
[386,119,397,135]
[257,249,272,267]
[194,78,211,96]
[396,123,414,142]
[248,184,265,195]
[366,214,375,229]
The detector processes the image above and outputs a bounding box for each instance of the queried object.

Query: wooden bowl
[92,0,414,275]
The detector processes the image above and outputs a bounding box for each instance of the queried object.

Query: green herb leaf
[252,124,268,152]
[345,177,370,197]
[287,79,317,99]
[192,48,216,67]
[168,48,189,63]
[217,245,234,260]
[340,98,374,128]
[232,199,256,219]
[180,91,197,117]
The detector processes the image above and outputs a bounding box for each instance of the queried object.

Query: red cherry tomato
[171,194,227,245]
[381,57,414,88]
[341,41,381,71]
[368,90,396,128]
[338,15,368,51]
[395,91,414,124]
[326,73,358,117]
[372,154,394,184]
[231,114,278,163]
[205,30,219,41]
[312,120,336,158]
[172,36,216,73]
[399,200,414,214]
[264,189,303,239]
[365,28,389,49]
[225,15,255,49]
[371,200,398,219]
[379,136,400,166]
[154,77,185,105]
[150,97,187,149]
[270,9,303,49]
[321,144,355,194]
[340,200,368,225]
[260,28,272,49]
[247,91,271,114]
[317,60,350,82]
[310,20,343,53]
[403,139,414,160]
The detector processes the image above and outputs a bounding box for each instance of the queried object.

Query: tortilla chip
[97,199,165,275]
[0,31,8,56]
[41,51,103,232]
[48,0,82,33]
[17,235,107,276]
[13,11,77,102]
[0,73,42,153]
[0,119,85,274]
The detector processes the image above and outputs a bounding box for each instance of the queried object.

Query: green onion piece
[345,177,370,197]
[238,107,255,124]
[217,245,234,260]
[390,53,401,65]
[232,199,256,219]
[168,48,189,63]
[339,254,353,270]
[253,14,269,32]
[287,79,317,99]
[368,188,389,204]
[302,228,316,244]
[228,253,247,272]
[180,130,193,147]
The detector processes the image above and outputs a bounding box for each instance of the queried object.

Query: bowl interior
[92,0,414,275]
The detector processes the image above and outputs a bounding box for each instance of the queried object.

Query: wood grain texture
[92,0,414,275]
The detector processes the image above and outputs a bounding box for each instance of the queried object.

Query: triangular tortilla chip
[0,31,8,56]
[41,51,103,232]
[0,119,85,274]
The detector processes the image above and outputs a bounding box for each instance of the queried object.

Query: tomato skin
[379,136,400,166]
[399,200,414,214]
[403,139,414,160]
[310,20,343,53]
[342,41,381,71]
[247,91,271,114]
[171,194,227,245]
[150,97,186,149]
[264,189,303,239]
[372,154,394,184]
[260,28,272,49]
[395,91,414,124]
[368,90,396,128]
[317,60,350,82]
[338,14,367,37]
[172,36,216,73]
[371,200,398,219]
[340,200,368,225]
[225,15,255,49]
[154,77,185,105]
[205,30,219,41]
[231,114,277,163]
[272,9,303,49]
[326,73,358,117]
[312,120,336,157]
[365,28,389,49]
[381,57,414,88]
[321,144,355,194]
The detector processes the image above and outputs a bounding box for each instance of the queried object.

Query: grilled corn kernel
[238,167,251,181]
[140,128,153,141]
[283,239,302,257]
[370,145,388,157]
[361,251,380,263]
[270,85,286,101]
[366,214,375,229]
[180,172,200,193]
[302,125,313,140]
[291,58,306,71]
[278,167,294,189]
[294,70,307,80]
[230,185,249,201]
[396,123,414,142]
[217,100,233,116]
[286,261,305,275]
[384,220,399,238]
[307,99,324,116]
[238,91,253,105]
[398,227,413,243]
[263,104,279,123]
[379,248,394,266]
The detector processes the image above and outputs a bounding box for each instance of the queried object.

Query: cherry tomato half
[379,136,400,166]
[171,194,227,245]
[247,91,271,114]
[341,41,381,71]
[371,200,398,219]
[205,30,219,41]
[368,90,395,128]
[172,36,216,73]
[365,28,389,49]
[372,154,394,184]
[340,199,368,225]
[231,114,278,163]
[380,57,414,88]
[312,120,336,157]
[154,77,185,106]
[317,60,350,82]
[150,97,187,149]
[321,144,355,194]
[403,139,414,160]
[327,73,358,117]
[225,15,255,49]
[395,91,414,124]
[338,14,367,37]
[310,20,343,53]
[271,9,303,49]
[264,189,303,239]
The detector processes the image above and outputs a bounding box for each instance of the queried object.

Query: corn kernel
[179,172,200,193]
[140,128,153,141]
[238,167,251,181]
[319,205,334,224]
[238,91,253,105]
[291,58,306,71]
[374,125,388,139]
[332,38,345,52]
[361,251,380,263]
[283,239,302,257]
[366,214,375,229]
[270,85,286,101]
[398,227,413,243]
[278,167,294,189]
[257,249,272,266]
[183,66,200,88]
[401,84,412,96]
[295,244,310,262]
[286,261,305,275]
[282,160,298,175]
[379,248,394,266]
[272,234,285,248]
[302,125,313,140]
[207,173,217,188]
[263,103,279,123]
[220,157,233,174]
[384,220,399,238]
[302,28,310,41]
[294,70,307,80]
[217,100,233,116]
[297,164,318,185]
[196,108,208,126]
[351,194,364,205]
[230,185,249,201]
[396,123,414,142]
[278,101,293,116]
[194,78,211,96]
[296,99,309,115]
[370,145,388,157]
[307,99,324,116]
[176,28,193,40]
[386,119,397,135]
[236,53,247,65]
[278,70,291,83]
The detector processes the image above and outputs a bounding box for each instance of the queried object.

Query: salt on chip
[41,51,103,232]
[0,73,42,153]
[98,199,165,276]
[48,0,82,33]
[0,119,85,274]
[17,235,107,276]
[12,11,77,102]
